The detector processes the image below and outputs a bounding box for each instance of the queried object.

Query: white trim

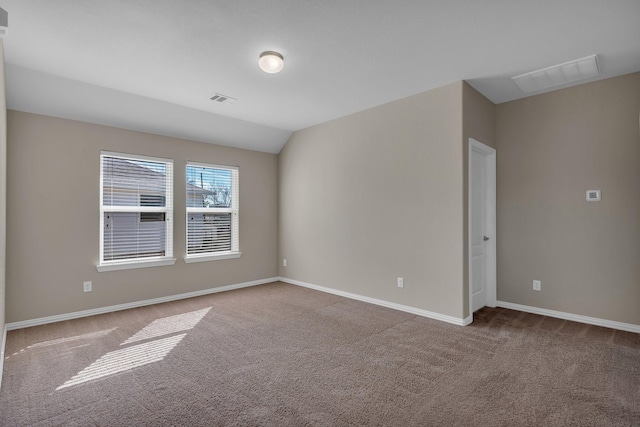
[0,324,6,391]
[102,206,172,213]
[97,257,177,272]
[101,151,173,164]
[5,277,278,331]
[468,138,497,318]
[186,206,233,214]
[279,277,472,326]
[497,300,640,333]
[184,252,241,263]
[186,161,239,171]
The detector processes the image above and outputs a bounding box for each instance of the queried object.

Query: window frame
[97,151,176,272]
[185,161,240,263]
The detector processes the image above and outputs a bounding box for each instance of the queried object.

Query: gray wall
[279,82,467,320]
[495,72,640,325]
[6,111,279,322]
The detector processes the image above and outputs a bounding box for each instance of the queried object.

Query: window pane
[186,165,232,208]
[103,212,166,261]
[187,213,232,254]
[103,157,167,207]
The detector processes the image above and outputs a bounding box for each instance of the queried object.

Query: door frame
[468,138,497,317]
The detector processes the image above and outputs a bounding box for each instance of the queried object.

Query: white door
[469,139,496,313]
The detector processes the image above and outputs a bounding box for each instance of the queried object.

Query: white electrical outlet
[533,280,541,291]
[397,277,404,288]
[83,281,92,293]
[283,259,287,267]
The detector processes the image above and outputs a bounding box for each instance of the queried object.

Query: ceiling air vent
[209,93,237,105]
[512,54,600,94]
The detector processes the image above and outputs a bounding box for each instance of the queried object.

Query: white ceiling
[2,1,640,153]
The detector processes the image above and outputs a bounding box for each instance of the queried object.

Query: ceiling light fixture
[258,51,284,74]
[512,54,600,94]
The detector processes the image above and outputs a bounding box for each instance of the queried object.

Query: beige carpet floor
[0,282,638,426]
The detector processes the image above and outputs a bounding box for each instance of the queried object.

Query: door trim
[468,138,496,317]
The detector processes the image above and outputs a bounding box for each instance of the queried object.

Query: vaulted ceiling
[3,1,640,153]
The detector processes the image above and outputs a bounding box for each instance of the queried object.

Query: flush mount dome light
[258,51,284,74]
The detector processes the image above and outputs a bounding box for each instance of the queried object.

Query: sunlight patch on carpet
[56,334,186,390]
[56,308,211,390]
[7,328,119,359]
[121,307,211,345]
[27,328,118,350]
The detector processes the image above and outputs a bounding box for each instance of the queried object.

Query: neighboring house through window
[185,162,240,262]
[98,152,175,271]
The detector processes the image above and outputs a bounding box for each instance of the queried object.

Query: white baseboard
[279,277,472,326]
[0,324,6,391]
[5,277,279,331]
[497,300,640,333]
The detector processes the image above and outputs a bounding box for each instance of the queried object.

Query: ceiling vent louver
[512,55,600,94]
[209,93,237,104]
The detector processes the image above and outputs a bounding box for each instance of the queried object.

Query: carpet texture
[0,282,638,426]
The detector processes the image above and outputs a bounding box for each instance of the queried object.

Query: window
[185,162,240,262]
[98,152,175,271]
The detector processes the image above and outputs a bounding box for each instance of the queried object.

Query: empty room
[0,1,639,425]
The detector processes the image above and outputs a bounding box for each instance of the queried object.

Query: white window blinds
[186,162,239,259]
[100,152,174,268]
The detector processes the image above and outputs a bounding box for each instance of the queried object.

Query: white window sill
[97,258,177,272]
[184,252,242,264]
